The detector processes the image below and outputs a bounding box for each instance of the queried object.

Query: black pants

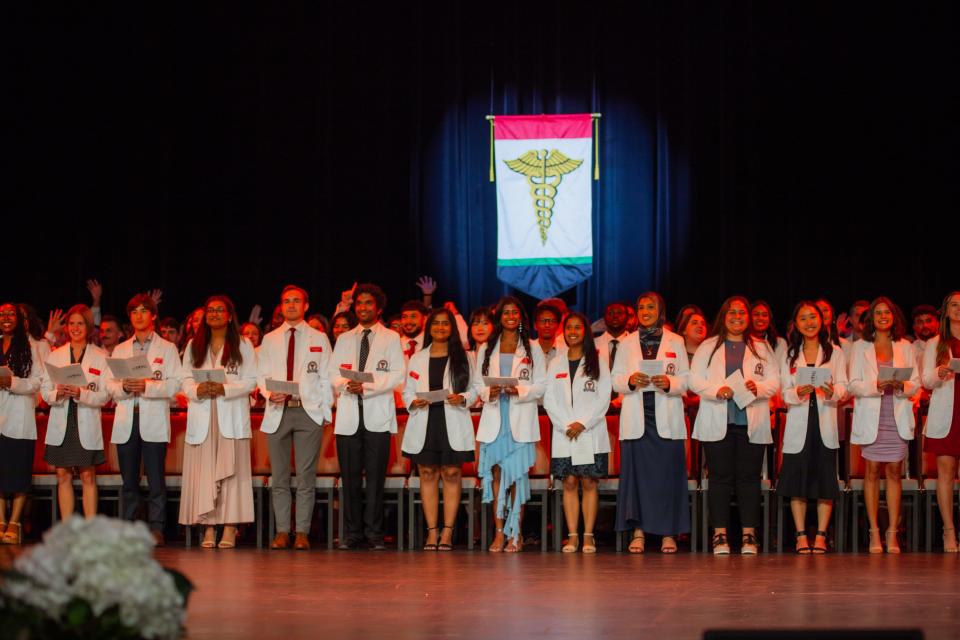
[703,424,765,529]
[117,413,168,532]
[336,414,391,544]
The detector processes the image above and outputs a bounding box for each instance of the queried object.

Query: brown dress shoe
[293,532,311,551]
[270,532,291,550]
[151,530,166,547]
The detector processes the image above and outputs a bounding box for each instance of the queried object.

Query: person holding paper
[401,308,476,551]
[475,296,546,553]
[257,285,333,551]
[179,296,257,548]
[330,283,403,550]
[40,305,110,521]
[544,313,611,553]
[0,303,43,544]
[849,296,919,553]
[106,293,183,546]
[690,296,780,555]
[922,291,960,552]
[612,293,690,553]
[778,302,848,554]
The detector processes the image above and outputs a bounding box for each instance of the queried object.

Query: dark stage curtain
[6,2,957,324]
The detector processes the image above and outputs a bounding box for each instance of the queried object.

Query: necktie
[405,339,416,357]
[359,329,372,371]
[286,327,296,381]
[609,339,619,401]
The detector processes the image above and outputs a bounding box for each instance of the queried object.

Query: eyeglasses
[206,307,228,315]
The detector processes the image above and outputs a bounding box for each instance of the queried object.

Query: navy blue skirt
[615,418,690,536]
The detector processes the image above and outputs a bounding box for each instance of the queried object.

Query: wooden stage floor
[154,548,960,639]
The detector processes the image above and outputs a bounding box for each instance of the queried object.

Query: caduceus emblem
[504,149,583,245]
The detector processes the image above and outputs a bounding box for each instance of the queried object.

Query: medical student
[106,293,182,546]
[544,312,611,553]
[41,304,110,521]
[331,283,404,550]
[690,295,780,555]
[612,293,690,554]
[399,300,428,360]
[848,296,919,554]
[257,284,332,551]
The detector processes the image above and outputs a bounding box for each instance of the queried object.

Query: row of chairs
[28,404,954,552]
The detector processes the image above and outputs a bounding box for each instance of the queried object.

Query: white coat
[401,348,478,454]
[543,355,612,457]
[689,336,781,444]
[106,333,183,444]
[922,337,956,439]
[41,343,110,449]
[256,322,333,434]
[474,338,546,443]
[611,329,689,441]
[330,322,405,435]
[0,341,43,440]
[182,338,258,444]
[779,345,848,454]
[848,338,919,444]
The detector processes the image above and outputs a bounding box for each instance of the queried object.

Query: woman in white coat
[476,297,546,553]
[849,296,919,553]
[41,305,110,520]
[778,302,847,553]
[0,302,42,544]
[402,308,476,551]
[179,296,257,549]
[612,293,691,554]
[921,291,960,552]
[690,295,780,555]
[544,313,611,553]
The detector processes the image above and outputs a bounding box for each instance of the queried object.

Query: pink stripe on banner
[494,114,593,140]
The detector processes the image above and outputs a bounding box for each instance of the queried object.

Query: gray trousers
[267,406,322,534]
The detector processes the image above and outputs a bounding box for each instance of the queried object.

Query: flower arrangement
[0,516,192,639]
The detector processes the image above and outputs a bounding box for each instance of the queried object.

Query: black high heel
[423,526,439,551]
[438,525,454,552]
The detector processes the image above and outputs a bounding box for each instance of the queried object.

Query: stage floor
[155,548,960,639]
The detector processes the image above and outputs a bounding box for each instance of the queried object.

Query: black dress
[777,362,840,500]
[406,356,475,466]
[44,348,106,468]
[0,347,35,494]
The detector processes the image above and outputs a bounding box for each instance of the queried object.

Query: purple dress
[860,356,908,462]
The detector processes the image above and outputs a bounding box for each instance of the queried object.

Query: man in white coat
[331,283,404,550]
[106,294,182,546]
[257,285,332,551]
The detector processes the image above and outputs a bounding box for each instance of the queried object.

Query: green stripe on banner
[497,257,593,267]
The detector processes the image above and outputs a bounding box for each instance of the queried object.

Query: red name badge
[666,352,677,358]
[310,346,323,352]
[520,357,531,365]
[341,364,352,370]
[410,371,420,380]
[88,368,101,376]
[556,373,568,379]
[153,358,163,364]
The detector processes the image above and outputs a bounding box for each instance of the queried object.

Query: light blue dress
[478,353,536,539]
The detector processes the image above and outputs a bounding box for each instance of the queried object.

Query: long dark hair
[707,295,762,365]
[190,295,244,368]
[935,291,960,367]
[16,303,44,341]
[750,300,781,350]
[422,308,470,394]
[786,301,834,368]
[861,296,906,342]
[563,312,599,381]
[467,307,495,351]
[481,296,532,376]
[815,298,842,347]
[0,303,33,378]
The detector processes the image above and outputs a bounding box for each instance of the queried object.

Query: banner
[493,114,594,299]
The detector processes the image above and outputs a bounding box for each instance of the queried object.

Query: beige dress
[179,396,254,525]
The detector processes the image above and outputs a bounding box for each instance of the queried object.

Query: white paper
[339,367,374,383]
[483,376,519,387]
[795,366,832,388]
[265,378,300,396]
[46,362,89,387]
[878,366,913,382]
[949,359,960,373]
[0,366,13,377]
[724,370,756,409]
[639,360,665,376]
[106,355,151,380]
[415,388,451,404]
[570,434,595,466]
[192,369,227,383]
